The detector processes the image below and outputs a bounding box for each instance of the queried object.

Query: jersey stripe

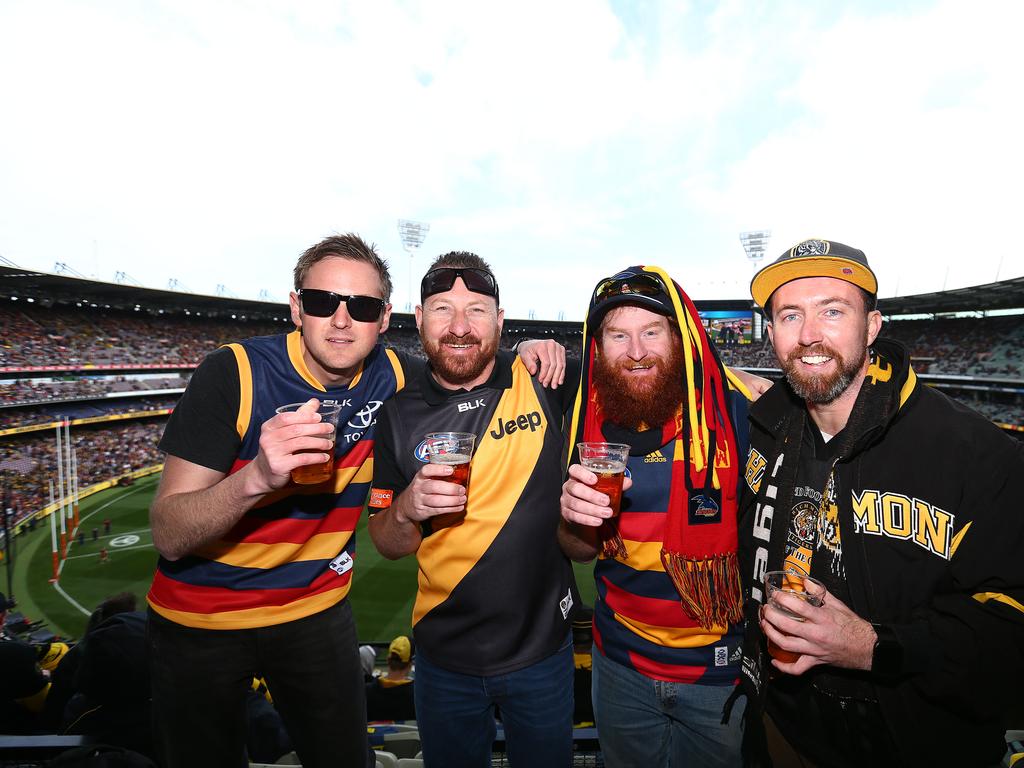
[226,343,253,440]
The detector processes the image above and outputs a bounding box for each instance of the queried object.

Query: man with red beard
[367,251,580,768]
[559,266,753,768]
[735,239,1024,768]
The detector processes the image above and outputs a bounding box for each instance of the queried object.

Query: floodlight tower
[398,219,430,312]
[740,230,772,341]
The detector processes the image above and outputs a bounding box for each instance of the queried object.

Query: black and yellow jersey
[371,351,579,676]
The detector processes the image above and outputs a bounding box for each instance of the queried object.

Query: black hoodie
[737,338,1024,767]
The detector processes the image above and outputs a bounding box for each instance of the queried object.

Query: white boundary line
[52,482,154,615]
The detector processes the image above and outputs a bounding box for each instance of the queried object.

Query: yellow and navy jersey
[594,432,744,685]
[370,352,579,676]
[148,332,411,630]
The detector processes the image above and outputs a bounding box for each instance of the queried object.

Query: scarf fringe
[660,550,743,630]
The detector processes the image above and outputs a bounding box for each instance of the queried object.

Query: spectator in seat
[365,635,416,722]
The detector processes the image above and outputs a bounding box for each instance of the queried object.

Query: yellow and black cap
[750,238,877,310]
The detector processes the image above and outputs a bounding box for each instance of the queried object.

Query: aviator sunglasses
[298,288,386,323]
[593,271,669,304]
[420,267,500,305]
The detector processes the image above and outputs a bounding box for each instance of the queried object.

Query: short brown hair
[293,234,393,301]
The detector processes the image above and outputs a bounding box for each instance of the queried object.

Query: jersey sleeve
[367,401,409,512]
[159,347,242,473]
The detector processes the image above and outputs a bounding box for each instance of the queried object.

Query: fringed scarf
[568,265,750,630]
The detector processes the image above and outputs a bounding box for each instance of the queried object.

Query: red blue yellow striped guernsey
[147,331,405,630]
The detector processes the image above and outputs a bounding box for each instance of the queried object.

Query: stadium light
[398,219,430,312]
[739,230,771,270]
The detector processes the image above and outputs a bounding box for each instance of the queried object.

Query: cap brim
[751,256,878,309]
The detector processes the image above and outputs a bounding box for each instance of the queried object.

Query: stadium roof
[4,265,1024,323]
[877,276,1024,316]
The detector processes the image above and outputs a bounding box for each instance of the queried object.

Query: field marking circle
[109,534,140,548]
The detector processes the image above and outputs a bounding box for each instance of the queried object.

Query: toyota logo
[348,400,383,429]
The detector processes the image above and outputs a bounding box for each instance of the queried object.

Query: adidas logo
[644,449,668,464]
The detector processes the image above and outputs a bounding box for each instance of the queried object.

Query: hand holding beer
[762,570,825,665]
[273,400,343,485]
[560,443,633,527]
[422,432,476,529]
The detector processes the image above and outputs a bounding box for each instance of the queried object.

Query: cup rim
[577,441,631,452]
[425,431,477,441]
[275,401,344,415]
[763,570,825,596]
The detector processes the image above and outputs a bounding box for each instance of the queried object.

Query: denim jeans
[148,600,369,768]
[592,648,744,768]
[413,638,574,768]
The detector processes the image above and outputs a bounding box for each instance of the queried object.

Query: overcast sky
[2,0,1022,320]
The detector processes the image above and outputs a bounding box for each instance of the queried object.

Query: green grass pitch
[9,475,597,643]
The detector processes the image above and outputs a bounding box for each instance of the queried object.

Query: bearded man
[735,239,1024,768]
[368,251,580,768]
[559,266,754,768]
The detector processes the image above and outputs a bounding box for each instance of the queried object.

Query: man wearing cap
[737,238,1024,767]
[559,266,754,767]
[367,251,579,767]
[365,636,416,722]
[0,591,51,734]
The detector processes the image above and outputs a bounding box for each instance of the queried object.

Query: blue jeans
[592,648,744,768]
[414,639,574,768]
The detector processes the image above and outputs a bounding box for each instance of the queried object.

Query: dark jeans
[148,600,368,768]
[413,637,574,768]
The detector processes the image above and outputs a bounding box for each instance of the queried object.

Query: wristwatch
[870,623,903,678]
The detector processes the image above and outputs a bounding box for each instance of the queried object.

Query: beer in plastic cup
[763,570,825,664]
[275,401,343,485]
[577,442,630,516]
[425,432,476,528]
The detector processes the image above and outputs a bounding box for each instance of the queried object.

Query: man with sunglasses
[559,266,753,767]
[367,252,580,767]
[146,235,567,768]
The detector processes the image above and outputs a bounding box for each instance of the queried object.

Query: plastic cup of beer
[424,432,476,528]
[275,401,343,485]
[763,570,825,663]
[577,442,630,516]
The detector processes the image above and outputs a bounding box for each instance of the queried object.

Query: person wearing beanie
[365,635,416,722]
[559,265,754,767]
[735,238,1024,767]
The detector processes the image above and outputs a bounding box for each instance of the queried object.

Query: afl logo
[413,439,431,463]
[348,400,382,429]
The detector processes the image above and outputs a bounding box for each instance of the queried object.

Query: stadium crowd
[0,421,165,524]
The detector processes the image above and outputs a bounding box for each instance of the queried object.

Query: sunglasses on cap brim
[298,288,386,323]
[593,272,669,304]
[420,267,499,305]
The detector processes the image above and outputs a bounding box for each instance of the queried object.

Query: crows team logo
[689,493,720,525]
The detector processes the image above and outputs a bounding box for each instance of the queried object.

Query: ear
[765,320,774,347]
[378,303,392,335]
[289,292,302,329]
[496,307,505,336]
[866,310,882,346]
[414,305,423,331]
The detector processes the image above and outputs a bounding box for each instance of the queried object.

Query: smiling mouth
[800,355,833,365]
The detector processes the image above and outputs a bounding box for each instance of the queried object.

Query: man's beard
[422,329,499,386]
[781,343,866,404]
[593,343,685,430]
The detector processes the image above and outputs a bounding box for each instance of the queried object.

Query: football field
[9,475,597,642]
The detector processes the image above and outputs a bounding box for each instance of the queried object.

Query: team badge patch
[792,239,831,257]
[688,493,721,525]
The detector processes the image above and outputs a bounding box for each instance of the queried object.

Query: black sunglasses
[593,271,668,304]
[298,288,386,323]
[420,267,499,305]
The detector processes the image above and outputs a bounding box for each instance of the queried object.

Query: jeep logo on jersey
[348,400,382,429]
[413,439,431,463]
[489,410,542,439]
